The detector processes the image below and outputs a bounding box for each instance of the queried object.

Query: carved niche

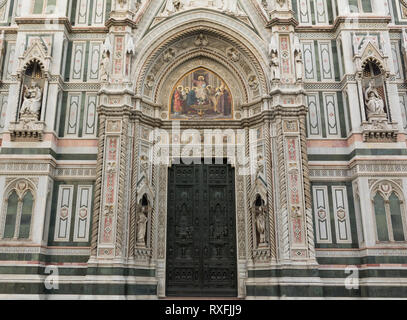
[353,35,398,142]
[9,39,51,141]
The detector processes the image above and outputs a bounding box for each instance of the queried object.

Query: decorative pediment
[250,176,268,206]
[136,154,155,203]
[360,42,386,72]
[354,38,388,75]
[17,39,51,77]
[136,176,155,204]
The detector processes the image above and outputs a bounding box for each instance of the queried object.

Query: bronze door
[166,163,237,297]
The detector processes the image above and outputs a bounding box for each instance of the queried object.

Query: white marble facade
[0,0,406,299]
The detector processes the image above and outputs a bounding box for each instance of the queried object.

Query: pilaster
[89,0,137,263]
[266,3,317,264]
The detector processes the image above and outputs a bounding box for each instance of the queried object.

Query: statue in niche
[270,52,280,80]
[255,204,267,246]
[293,35,303,82]
[269,34,280,80]
[20,82,43,119]
[136,204,149,247]
[365,81,386,120]
[100,51,110,82]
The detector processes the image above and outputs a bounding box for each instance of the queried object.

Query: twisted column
[276,117,290,260]
[91,114,106,256]
[128,120,140,257]
[264,120,276,258]
[244,126,254,256]
[299,114,315,259]
[115,115,129,257]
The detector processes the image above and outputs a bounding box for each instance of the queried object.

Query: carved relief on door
[166,163,237,297]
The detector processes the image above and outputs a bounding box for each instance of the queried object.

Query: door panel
[166,163,237,297]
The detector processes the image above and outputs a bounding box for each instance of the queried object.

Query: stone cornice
[105,17,138,29]
[96,103,308,129]
[266,17,298,28]
[14,17,73,33]
[295,15,392,33]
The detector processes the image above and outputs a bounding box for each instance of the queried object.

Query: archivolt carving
[133,20,269,99]
[141,31,264,105]
[155,54,246,109]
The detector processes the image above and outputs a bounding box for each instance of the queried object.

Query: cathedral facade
[0,0,407,299]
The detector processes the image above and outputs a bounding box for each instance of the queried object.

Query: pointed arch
[133,16,270,104]
[1,179,36,240]
[370,180,407,242]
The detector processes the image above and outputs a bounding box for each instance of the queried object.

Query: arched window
[4,191,19,239]
[19,191,34,239]
[349,0,372,13]
[2,182,35,240]
[372,184,407,243]
[354,194,365,244]
[389,192,405,242]
[32,0,57,14]
[373,193,388,241]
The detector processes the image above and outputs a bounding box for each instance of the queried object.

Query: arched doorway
[130,15,271,298]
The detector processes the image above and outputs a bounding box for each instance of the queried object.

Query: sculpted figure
[136,205,149,246]
[268,34,280,80]
[20,83,42,118]
[256,205,266,245]
[164,0,182,15]
[270,51,280,80]
[293,35,303,81]
[100,52,110,82]
[365,82,385,119]
[295,50,303,81]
